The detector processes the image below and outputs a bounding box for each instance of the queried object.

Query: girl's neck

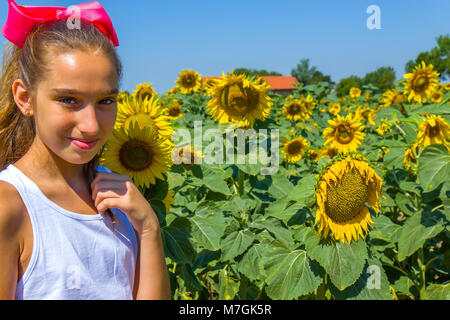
[14,137,87,188]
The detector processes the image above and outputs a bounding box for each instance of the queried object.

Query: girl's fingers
[93,188,122,208]
[91,172,130,187]
[96,197,116,215]
[91,180,126,200]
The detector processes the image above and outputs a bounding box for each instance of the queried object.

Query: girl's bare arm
[133,218,171,300]
[0,182,24,300]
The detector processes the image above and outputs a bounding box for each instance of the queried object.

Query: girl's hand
[90,172,160,236]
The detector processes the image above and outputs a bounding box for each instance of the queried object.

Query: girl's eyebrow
[51,88,119,95]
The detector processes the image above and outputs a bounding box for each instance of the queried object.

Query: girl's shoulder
[0,180,28,244]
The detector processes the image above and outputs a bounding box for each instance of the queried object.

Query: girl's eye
[58,97,77,105]
[99,98,116,105]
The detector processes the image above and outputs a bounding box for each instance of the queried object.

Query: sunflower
[117,91,129,104]
[318,146,338,160]
[445,83,450,91]
[328,102,341,116]
[349,87,361,98]
[356,106,376,126]
[283,99,313,121]
[164,99,184,120]
[376,119,392,135]
[205,71,273,128]
[281,136,309,163]
[306,148,320,161]
[115,94,174,140]
[171,144,203,169]
[322,113,366,154]
[166,86,180,96]
[430,89,443,103]
[403,61,440,103]
[403,143,421,174]
[100,121,173,188]
[175,70,202,94]
[379,89,405,109]
[314,154,383,243]
[162,189,175,214]
[202,78,219,93]
[133,83,157,101]
[415,115,450,148]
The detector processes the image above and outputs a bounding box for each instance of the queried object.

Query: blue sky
[1,0,449,93]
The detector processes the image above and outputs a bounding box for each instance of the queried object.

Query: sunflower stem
[417,247,427,300]
[237,168,245,196]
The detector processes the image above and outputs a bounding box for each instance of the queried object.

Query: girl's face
[33,49,118,165]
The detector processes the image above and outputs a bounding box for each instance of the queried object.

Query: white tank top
[0,164,138,300]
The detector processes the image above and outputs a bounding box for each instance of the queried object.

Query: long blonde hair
[0,19,122,220]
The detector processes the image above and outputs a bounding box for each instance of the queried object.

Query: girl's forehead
[42,51,118,92]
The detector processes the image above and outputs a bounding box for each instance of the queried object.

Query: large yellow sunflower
[281,136,309,163]
[133,83,157,101]
[415,115,450,148]
[175,70,202,94]
[322,113,366,154]
[100,121,173,188]
[315,154,384,243]
[205,71,273,128]
[115,94,174,140]
[403,61,440,103]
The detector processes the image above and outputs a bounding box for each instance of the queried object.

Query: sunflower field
[100,63,450,300]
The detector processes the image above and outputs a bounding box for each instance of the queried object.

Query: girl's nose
[78,104,101,136]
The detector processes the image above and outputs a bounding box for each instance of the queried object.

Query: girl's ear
[12,79,34,117]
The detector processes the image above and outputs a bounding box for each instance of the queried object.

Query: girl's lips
[71,138,98,150]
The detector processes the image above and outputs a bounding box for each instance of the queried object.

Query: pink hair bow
[1,0,119,48]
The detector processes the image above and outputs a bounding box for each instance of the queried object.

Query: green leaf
[249,217,295,249]
[166,171,185,190]
[161,222,195,264]
[330,257,393,300]
[418,144,450,192]
[409,103,450,115]
[262,240,323,299]
[424,283,450,300]
[191,165,233,195]
[303,229,368,290]
[218,267,239,300]
[397,208,445,261]
[287,173,316,205]
[236,243,266,282]
[190,210,227,251]
[179,263,203,292]
[383,147,408,170]
[392,275,418,298]
[370,215,401,243]
[220,229,255,261]
[267,174,294,199]
[265,197,305,224]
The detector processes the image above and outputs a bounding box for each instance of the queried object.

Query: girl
[0,0,170,300]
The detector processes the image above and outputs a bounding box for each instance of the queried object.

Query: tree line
[234,34,449,97]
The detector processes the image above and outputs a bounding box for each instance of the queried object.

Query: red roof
[202,76,298,90]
